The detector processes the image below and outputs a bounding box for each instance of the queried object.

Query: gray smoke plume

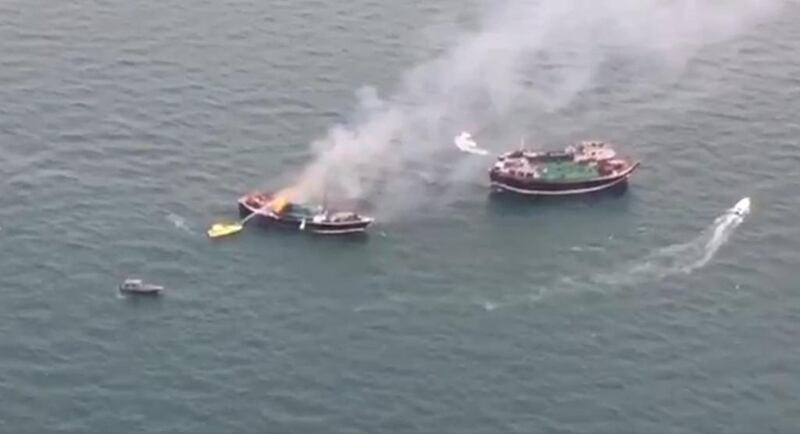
[291,0,785,215]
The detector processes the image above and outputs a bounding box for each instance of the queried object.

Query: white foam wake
[166,212,193,234]
[356,199,751,313]
[590,210,746,288]
[454,132,489,156]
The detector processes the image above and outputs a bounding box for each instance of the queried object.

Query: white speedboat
[119,278,164,296]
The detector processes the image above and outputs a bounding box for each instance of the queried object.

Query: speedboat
[119,278,164,295]
[729,197,751,217]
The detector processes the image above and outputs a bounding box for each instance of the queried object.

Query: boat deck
[280,204,319,219]
[536,161,599,181]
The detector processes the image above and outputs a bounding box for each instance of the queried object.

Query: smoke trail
[290,0,784,215]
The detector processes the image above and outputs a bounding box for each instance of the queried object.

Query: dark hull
[238,202,371,235]
[119,288,162,296]
[489,162,639,196]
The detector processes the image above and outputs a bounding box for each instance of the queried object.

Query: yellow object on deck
[207,222,243,238]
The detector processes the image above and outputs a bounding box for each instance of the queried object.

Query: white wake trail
[475,207,748,310]
[590,211,745,288]
[166,212,193,234]
[355,199,751,313]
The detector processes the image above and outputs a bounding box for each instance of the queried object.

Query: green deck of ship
[538,161,599,181]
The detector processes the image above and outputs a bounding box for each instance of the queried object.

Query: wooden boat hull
[489,162,639,196]
[238,201,371,235]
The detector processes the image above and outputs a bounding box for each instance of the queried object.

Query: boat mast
[322,170,329,211]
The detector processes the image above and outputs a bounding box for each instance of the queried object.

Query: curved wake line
[590,212,744,287]
[356,200,750,312]
[492,202,750,309]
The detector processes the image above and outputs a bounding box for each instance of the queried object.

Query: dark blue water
[1,1,799,433]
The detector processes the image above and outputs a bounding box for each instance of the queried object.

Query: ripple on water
[1,0,799,433]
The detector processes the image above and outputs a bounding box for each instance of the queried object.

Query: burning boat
[489,140,640,196]
[238,191,373,235]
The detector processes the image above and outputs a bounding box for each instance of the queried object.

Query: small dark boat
[489,140,640,196]
[238,192,373,235]
[119,278,164,295]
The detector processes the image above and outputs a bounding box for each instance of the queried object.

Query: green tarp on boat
[540,162,599,181]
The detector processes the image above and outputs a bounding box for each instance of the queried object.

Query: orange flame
[270,187,296,213]
[271,196,288,213]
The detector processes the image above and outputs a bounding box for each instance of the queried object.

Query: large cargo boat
[238,192,373,235]
[489,141,639,196]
